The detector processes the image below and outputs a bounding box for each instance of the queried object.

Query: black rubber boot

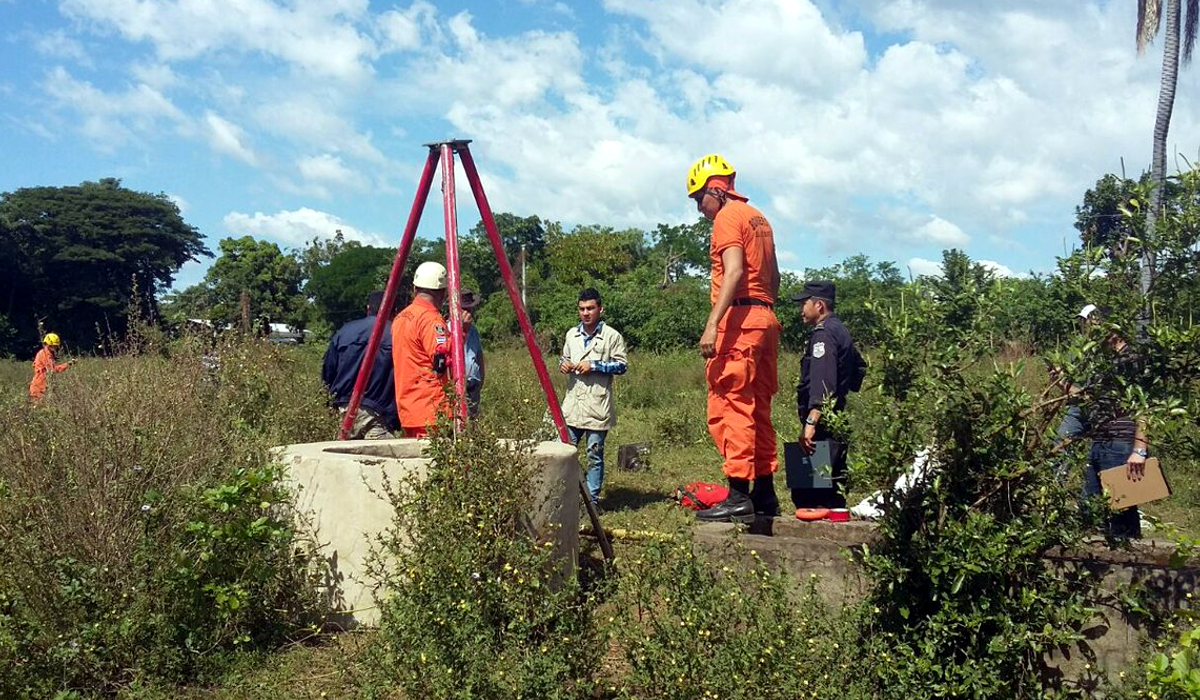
[751,476,780,517]
[697,479,755,524]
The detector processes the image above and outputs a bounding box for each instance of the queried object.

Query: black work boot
[750,476,781,518]
[697,479,755,524]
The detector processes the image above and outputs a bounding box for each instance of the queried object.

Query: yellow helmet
[42,333,61,346]
[686,154,736,196]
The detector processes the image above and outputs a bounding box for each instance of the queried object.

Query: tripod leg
[439,144,468,430]
[339,148,439,439]
[457,146,614,561]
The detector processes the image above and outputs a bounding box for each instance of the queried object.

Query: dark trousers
[791,426,848,509]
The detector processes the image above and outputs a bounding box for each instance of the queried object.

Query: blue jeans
[1082,439,1142,538]
[567,426,607,504]
[1056,405,1088,443]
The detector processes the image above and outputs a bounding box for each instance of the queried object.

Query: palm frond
[1138,0,1163,53]
[1185,0,1199,62]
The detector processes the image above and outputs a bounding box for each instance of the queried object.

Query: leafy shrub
[365,424,603,700]
[608,537,865,700]
[846,280,1104,697]
[0,332,335,697]
[1144,626,1200,698]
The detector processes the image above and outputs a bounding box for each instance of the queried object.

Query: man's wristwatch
[1133,447,1149,458]
[804,417,818,426]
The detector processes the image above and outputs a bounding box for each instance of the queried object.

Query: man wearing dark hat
[322,290,400,439]
[792,280,865,511]
[460,289,485,418]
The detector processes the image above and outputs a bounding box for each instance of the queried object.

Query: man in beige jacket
[559,287,628,505]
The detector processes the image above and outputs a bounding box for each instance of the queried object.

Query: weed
[364,423,603,700]
[0,331,335,697]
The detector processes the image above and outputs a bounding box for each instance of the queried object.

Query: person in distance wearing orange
[686,154,782,523]
[392,261,453,438]
[29,332,73,402]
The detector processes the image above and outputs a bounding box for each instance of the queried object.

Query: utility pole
[520,243,527,307]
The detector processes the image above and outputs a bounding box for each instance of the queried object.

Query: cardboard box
[1100,457,1171,509]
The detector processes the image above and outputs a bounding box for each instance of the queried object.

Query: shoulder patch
[812,342,825,359]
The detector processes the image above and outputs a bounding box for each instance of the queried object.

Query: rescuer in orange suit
[392,261,453,438]
[29,332,73,402]
[687,154,782,523]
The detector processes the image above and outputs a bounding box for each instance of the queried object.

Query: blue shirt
[464,324,483,405]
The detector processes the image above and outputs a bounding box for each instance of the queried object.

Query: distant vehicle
[267,323,311,345]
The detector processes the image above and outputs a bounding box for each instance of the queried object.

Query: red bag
[673,482,728,510]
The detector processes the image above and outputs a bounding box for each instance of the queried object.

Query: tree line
[3,172,1196,359]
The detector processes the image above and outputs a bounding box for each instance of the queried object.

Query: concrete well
[275,438,580,627]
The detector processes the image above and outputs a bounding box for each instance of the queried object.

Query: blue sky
[3,0,1199,290]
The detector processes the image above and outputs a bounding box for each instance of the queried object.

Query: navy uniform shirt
[797,313,857,419]
[322,315,400,431]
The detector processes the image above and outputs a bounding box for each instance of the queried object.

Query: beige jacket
[560,322,627,431]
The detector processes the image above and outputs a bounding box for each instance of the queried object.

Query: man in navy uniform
[793,280,865,510]
[322,290,400,439]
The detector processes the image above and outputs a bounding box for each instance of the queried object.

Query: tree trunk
[1144,0,1181,312]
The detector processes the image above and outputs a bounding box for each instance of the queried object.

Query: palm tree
[1136,0,1197,305]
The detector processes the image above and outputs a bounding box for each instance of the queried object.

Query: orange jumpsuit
[391,297,451,437]
[707,197,781,480]
[29,347,70,401]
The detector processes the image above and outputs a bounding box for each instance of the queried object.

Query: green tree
[0,178,209,354]
[544,224,645,290]
[1136,0,1199,300]
[187,237,307,332]
[648,218,711,286]
[306,245,393,328]
[295,230,361,283]
[921,249,997,334]
[802,254,905,347]
[463,213,546,298]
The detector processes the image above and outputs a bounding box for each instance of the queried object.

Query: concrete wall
[275,438,580,628]
[694,519,1200,685]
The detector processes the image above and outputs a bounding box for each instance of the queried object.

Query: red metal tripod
[338,139,613,560]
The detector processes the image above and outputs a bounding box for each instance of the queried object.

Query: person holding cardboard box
[1050,304,1149,538]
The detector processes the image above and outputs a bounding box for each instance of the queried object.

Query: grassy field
[2,339,1198,698]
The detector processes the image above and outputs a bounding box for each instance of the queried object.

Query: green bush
[0,332,335,697]
[608,537,865,700]
[365,424,603,700]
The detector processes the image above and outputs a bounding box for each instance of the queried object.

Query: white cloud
[129,62,178,91]
[15,0,1200,280]
[60,0,378,80]
[294,153,367,197]
[168,193,189,214]
[979,259,1019,278]
[912,216,970,247]
[906,256,1022,279]
[376,1,437,52]
[250,98,384,163]
[31,29,90,64]
[42,67,185,151]
[906,257,943,279]
[203,111,258,165]
[223,207,388,248]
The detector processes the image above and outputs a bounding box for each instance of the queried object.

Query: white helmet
[414,261,447,290]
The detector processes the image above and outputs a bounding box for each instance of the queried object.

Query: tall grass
[0,331,337,697]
